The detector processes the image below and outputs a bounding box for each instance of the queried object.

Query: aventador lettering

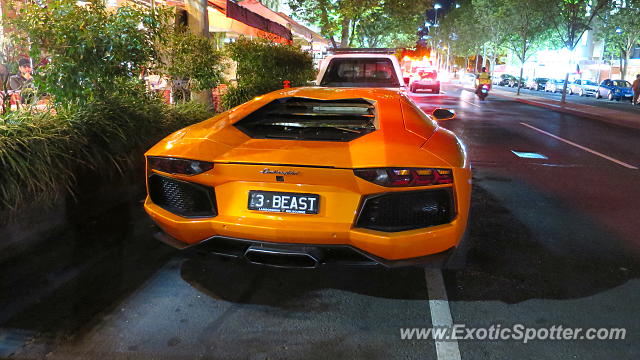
[260,168,299,176]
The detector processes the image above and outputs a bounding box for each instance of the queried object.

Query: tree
[9,0,171,103]
[356,0,432,48]
[223,37,315,109]
[162,29,226,103]
[436,4,483,70]
[288,0,431,48]
[472,0,508,71]
[598,0,640,80]
[500,0,552,94]
[546,0,611,102]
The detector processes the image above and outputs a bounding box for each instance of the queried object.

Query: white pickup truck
[316,53,407,91]
[315,51,454,120]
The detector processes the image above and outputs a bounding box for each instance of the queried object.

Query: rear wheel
[596,90,601,99]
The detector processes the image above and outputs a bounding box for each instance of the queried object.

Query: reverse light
[354,168,453,187]
[147,156,214,176]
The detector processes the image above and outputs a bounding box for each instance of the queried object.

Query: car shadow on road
[180,256,428,307]
[444,173,639,304]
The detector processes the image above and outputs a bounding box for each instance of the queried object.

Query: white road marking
[425,269,462,360]
[520,122,638,169]
[460,99,480,108]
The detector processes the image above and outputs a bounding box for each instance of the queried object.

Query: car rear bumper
[154,230,456,268]
[413,82,440,90]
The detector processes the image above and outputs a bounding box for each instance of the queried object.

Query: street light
[433,4,442,27]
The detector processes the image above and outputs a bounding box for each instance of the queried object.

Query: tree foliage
[547,0,611,51]
[223,37,315,109]
[288,0,432,48]
[598,0,640,79]
[161,29,226,93]
[9,0,171,102]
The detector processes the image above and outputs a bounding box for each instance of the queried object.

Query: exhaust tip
[244,246,319,269]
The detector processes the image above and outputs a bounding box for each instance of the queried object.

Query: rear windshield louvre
[234,97,376,142]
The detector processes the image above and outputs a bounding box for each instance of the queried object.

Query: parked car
[568,79,599,97]
[494,74,516,86]
[144,87,471,269]
[595,79,634,101]
[544,79,567,93]
[526,77,549,91]
[510,76,526,88]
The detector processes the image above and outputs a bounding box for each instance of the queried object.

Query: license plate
[248,191,320,214]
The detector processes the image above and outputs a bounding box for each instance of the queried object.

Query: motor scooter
[476,83,490,100]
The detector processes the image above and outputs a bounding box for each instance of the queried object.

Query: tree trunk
[329,36,337,49]
[185,0,212,106]
[560,72,570,103]
[517,66,524,96]
[517,45,527,96]
[481,44,487,69]
[621,49,628,80]
[348,20,358,47]
[340,18,351,48]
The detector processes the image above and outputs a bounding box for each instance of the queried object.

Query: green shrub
[9,0,171,103]
[162,29,227,97]
[223,37,315,109]
[0,93,214,212]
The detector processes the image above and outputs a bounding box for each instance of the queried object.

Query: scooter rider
[476,67,491,94]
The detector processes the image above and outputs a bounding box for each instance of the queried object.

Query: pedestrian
[633,74,640,106]
[9,58,33,91]
[8,58,34,106]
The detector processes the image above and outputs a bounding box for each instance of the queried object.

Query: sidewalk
[490,88,640,130]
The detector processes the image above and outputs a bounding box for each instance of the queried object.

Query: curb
[490,90,640,131]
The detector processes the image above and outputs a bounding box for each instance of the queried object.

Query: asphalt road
[494,83,640,115]
[2,84,640,360]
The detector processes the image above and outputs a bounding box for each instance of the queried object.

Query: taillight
[354,168,453,187]
[147,156,213,176]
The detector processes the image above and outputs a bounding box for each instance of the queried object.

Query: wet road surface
[2,84,639,359]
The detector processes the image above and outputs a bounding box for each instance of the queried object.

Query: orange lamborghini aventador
[144,87,471,268]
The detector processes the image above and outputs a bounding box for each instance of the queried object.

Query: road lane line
[425,269,461,360]
[520,122,638,169]
[460,99,480,108]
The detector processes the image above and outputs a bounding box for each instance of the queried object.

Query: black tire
[608,92,614,101]
[596,90,601,99]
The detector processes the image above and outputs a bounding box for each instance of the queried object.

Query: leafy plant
[161,29,227,101]
[9,0,172,103]
[222,37,315,109]
[0,93,214,213]
[598,0,640,79]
